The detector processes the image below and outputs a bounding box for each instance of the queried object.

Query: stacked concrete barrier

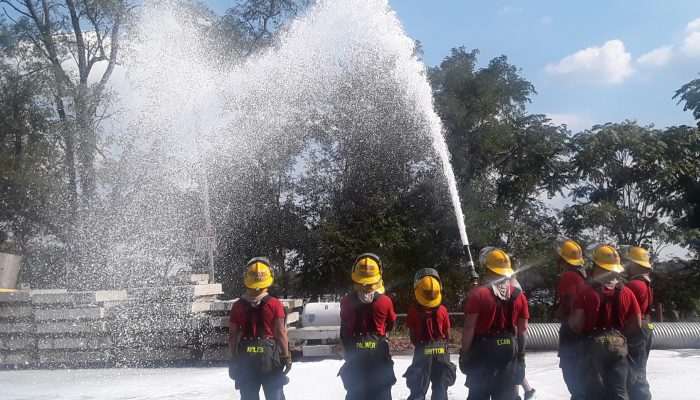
[109,274,222,366]
[0,275,306,368]
[33,290,127,366]
[0,290,44,366]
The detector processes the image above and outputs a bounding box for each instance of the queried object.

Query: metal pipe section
[392,317,700,351]
[518,323,700,351]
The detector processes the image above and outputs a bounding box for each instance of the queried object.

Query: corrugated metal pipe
[527,322,700,351]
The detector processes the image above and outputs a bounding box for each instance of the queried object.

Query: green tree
[562,121,694,255]
[429,47,569,299]
[674,75,700,127]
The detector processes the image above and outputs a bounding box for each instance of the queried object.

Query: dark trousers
[404,345,456,400]
[464,334,521,400]
[237,370,287,400]
[559,323,583,400]
[628,320,653,400]
[339,339,396,400]
[578,330,629,400]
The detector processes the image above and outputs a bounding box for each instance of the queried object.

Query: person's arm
[624,313,642,336]
[461,314,478,353]
[569,308,585,334]
[442,307,451,340]
[385,299,397,333]
[274,317,290,356]
[228,323,240,358]
[516,317,528,356]
[623,289,642,337]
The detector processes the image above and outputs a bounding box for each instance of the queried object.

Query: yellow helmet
[243,257,274,289]
[414,268,442,308]
[621,246,652,269]
[482,248,514,277]
[557,240,585,266]
[351,253,383,285]
[592,245,623,273]
[376,279,386,294]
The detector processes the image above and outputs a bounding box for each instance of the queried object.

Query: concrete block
[113,332,191,348]
[100,300,129,309]
[202,332,228,346]
[190,274,210,284]
[286,312,299,325]
[111,315,207,333]
[129,284,222,301]
[38,350,109,364]
[302,344,338,357]
[37,337,112,350]
[201,346,230,361]
[35,307,105,321]
[287,326,340,341]
[280,299,303,310]
[209,300,237,312]
[35,321,107,334]
[0,336,36,350]
[118,347,193,362]
[209,316,229,328]
[0,291,31,303]
[0,305,33,319]
[0,322,33,334]
[106,302,211,318]
[0,352,34,365]
[187,284,223,297]
[31,290,127,305]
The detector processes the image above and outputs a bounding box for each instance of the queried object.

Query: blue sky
[204,0,700,131]
[387,0,700,131]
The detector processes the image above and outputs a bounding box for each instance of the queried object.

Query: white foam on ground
[2,350,699,399]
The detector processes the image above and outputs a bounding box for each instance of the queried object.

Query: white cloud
[546,113,597,132]
[539,15,552,25]
[636,46,673,67]
[545,39,635,85]
[685,17,700,33]
[682,32,700,56]
[680,17,700,56]
[497,6,523,15]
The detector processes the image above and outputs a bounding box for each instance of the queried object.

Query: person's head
[591,245,623,285]
[480,247,514,283]
[351,253,383,294]
[621,246,652,276]
[556,239,585,270]
[414,268,442,307]
[243,257,273,295]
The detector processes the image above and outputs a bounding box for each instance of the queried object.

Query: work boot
[524,388,538,400]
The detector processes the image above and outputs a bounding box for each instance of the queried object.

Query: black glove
[458,349,471,374]
[283,353,293,374]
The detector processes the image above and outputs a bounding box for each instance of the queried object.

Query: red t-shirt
[558,269,587,299]
[464,285,529,336]
[340,293,396,337]
[572,284,641,333]
[406,305,450,345]
[229,296,286,339]
[626,278,653,318]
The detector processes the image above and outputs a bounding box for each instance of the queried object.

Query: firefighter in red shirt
[459,248,530,400]
[554,239,587,400]
[338,253,397,400]
[228,258,291,400]
[569,245,642,400]
[621,246,654,400]
[403,268,457,400]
